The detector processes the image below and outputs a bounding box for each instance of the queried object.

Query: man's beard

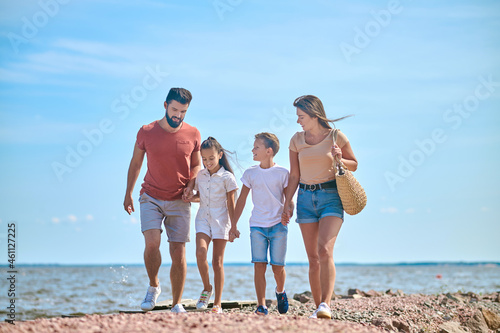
[166,113,183,128]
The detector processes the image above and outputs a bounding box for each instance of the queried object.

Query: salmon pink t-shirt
[136,120,201,201]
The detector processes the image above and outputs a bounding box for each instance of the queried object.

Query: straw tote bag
[333,129,367,215]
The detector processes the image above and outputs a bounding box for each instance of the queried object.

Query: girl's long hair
[200,137,234,174]
[293,95,353,129]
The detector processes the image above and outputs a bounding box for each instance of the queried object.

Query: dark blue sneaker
[276,289,289,314]
[255,305,268,315]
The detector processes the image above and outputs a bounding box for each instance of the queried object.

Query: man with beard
[123,88,202,313]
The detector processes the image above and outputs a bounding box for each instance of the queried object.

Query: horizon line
[2,261,499,267]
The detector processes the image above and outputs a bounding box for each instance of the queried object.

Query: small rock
[393,320,410,332]
[465,310,489,333]
[446,293,464,303]
[293,291,313,304]
[496,293,500,303]
[331,291,341,300]
[364,290,382,298]
[265,299,275,308]
[352,294,363,299]
[481,308,500,330]
[372,317,395,331]
[348,289,363,296]
[439,321,468,333]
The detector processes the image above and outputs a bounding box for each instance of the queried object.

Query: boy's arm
[229,185,250,242]
[281,185,294,225]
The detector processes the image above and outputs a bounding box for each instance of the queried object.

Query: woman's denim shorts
[296,184,344,223]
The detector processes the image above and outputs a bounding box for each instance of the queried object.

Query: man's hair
[166,88,192,105]
[255,132,280,156]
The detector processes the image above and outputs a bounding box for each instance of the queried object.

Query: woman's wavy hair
[293,95,352,129]
[200,137,234,174]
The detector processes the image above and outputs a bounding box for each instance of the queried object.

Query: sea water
[0,263,499,321]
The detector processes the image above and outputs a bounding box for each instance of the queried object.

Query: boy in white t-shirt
[230,132,293,315]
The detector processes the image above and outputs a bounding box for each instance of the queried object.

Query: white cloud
[130,217,138,224]
[405,208,415,214]
[380,207,398,214]
[86,214,94,221]
[480,207,489,212]
[52,217,60,224]
[67,215,77,223]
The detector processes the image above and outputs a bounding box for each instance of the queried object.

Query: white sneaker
[309,308,319,319]
[171,303,187,313]
[196,289,213,310]
[141,285,161,312]
[316,302,331,319]
[211,305,222,314]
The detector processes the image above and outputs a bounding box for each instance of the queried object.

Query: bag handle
[331,129,346,175]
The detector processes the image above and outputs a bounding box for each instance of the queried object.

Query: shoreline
[1,291,499,332]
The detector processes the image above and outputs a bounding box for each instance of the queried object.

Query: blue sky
[0,0,499,265]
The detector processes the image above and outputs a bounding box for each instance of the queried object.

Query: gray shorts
[139,192,191,242]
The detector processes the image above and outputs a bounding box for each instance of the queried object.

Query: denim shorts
[250,223,288,266]
[296,186,344,223]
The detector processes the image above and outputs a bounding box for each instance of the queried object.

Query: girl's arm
[282,150,300,223]
[230,185,250,241]
[226,189,237,234]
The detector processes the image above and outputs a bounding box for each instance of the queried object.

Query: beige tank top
[289,129,348,185]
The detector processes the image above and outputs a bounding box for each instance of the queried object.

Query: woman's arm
[282,149,300,223]
[333,141,358,172]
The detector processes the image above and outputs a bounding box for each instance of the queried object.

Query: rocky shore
[1,290,499,333]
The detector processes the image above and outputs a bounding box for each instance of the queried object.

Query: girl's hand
[229,227,240,242]
[331,144,342,161]
[182,187,195,202]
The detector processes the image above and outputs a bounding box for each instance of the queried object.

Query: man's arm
[183,150,202,201]
[123,144,146,215]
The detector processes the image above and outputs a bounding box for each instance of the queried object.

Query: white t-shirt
[240,164,289,228]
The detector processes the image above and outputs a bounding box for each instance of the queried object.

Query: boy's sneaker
[275,289,289,314]
[211,305,222,314]
[140,285,161,312]
[316,302,331,319]
[255,305,268,315]
[196,289,213,310]
[171,303,187,313]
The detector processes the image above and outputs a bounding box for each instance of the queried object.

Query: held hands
[228,227,240,242]
[281,201,294,225]
[182,186,195,202]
